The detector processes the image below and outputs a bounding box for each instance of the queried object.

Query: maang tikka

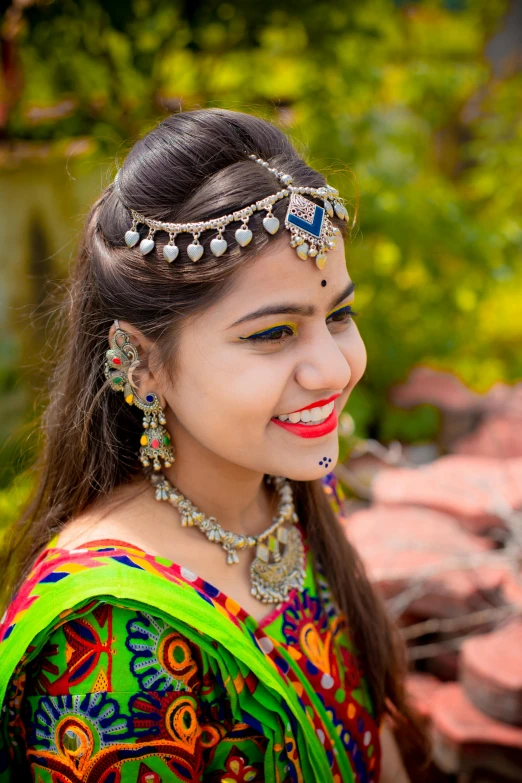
[115,154,349,271]
[104,320,175,471]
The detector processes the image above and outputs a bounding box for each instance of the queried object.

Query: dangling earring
[104,320,175,471]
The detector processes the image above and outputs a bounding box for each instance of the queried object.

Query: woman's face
[162,237,366,481]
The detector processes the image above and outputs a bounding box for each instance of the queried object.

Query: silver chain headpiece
[115,154,349,270]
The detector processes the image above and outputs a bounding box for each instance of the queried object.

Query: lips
[289,393,341,414]
[271,406,339,439]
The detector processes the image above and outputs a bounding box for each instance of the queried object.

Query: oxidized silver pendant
[285,192,343,269]
[250,525,305,604]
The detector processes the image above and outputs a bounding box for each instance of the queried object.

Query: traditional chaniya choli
[0,474,381,782]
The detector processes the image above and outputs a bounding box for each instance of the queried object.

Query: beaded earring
[104,321,175,471]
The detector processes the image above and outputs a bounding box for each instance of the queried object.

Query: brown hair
[1,108,428,767]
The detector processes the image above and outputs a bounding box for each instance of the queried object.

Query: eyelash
[241,305,359,343]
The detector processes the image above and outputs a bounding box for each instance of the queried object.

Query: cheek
[217,362,286,422]
[169,347,288,437]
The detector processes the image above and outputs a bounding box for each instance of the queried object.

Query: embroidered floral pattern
[126,611,201,693]
[219,746,261,782]
[0,473,381,782]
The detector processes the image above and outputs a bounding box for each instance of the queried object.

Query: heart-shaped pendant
[210,237,227,257]
[187,243,204,262]
[263,216,280,235]
[140,238,155,255]
[163,244,179,263]
[125,230,140,248]
[296,242,309,260]
[334,202,348,220]
[235,228,253,247]
[315,252,327,270]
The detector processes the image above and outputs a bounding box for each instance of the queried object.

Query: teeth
[276,400,335,424]
[310,406,323,422]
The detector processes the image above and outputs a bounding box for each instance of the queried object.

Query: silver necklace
[150,472,305,604]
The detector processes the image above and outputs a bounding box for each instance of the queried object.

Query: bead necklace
[150,472,305,604]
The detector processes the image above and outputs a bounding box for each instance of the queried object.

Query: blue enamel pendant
[284,193,340,269]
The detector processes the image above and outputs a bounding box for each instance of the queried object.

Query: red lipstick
[271,407,339,439]
[289,393,341,414]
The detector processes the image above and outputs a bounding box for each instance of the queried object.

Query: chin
[274,457,339,483]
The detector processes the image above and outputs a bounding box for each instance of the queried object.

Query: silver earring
[104,321,175,471]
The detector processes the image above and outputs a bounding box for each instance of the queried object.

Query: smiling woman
[0,109,426,782]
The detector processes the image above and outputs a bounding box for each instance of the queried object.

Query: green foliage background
[1,0,521,523]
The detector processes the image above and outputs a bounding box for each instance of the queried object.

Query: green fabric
[0,536,380,782]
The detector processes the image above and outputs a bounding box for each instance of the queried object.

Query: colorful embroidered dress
[0,476,381,782]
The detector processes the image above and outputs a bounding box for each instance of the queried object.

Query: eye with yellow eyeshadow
[238,304,359,345]
[239,322,298,343]
[326,303,359,327]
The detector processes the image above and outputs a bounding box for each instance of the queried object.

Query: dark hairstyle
[1,108,428,768]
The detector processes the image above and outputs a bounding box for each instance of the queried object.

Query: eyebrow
[228,281,356,329]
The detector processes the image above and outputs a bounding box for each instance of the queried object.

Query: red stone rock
[502,572,522,608]
[344,504,503,618]
[425,651,460,683]
[483,381,522,418]
[390,366,483,412]
[390,366,522,417]
[454,415,522,459]
[371,455,522,534]
[460,619,522,726]
[430,683,522,778]
[406,673,443,720]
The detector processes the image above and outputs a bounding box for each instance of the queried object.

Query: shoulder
[15,600,233,783]
[54,477,169,551]
[24,599,208,699]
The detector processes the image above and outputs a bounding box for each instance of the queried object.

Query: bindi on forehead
[321,280,327,287]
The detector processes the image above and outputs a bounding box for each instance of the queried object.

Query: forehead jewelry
[151,471,305,604]
[116,154,349,270]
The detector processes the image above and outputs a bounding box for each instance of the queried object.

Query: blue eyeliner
[239,322,297,342]
[327,304,359,319]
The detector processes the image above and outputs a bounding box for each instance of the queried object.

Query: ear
[107,320,167,409]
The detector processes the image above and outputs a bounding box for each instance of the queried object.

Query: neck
[159,433,277,539]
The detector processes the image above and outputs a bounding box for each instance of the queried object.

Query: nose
[294,325,352,393]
